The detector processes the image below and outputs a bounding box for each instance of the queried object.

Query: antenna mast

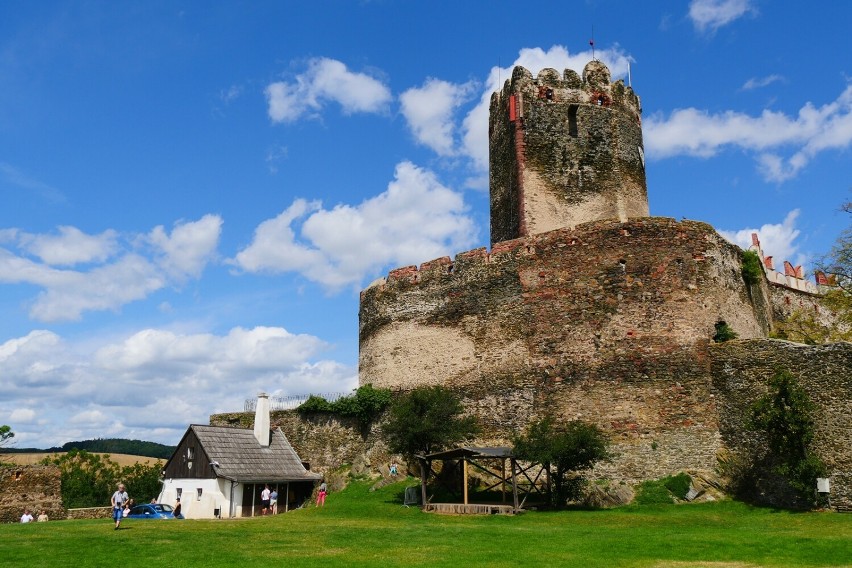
[590,25,596,60]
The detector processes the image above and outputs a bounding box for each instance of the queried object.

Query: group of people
[19,509,48,523]
[260,484,279,514]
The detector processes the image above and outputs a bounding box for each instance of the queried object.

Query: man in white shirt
[20,508,34,523]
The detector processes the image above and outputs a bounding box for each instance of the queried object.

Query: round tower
[489,61,649,245]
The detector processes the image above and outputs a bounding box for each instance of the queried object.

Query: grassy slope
[2,479,850,567]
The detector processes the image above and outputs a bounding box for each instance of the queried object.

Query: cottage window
[197,488,203,501]
[187,446,195,459]
[176,488,182,499]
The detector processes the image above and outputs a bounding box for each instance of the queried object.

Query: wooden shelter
[417,447,547,514]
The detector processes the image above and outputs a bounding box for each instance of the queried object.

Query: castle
[357,61,852,508]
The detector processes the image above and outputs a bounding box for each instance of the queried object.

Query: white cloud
[460,45,634,175]
[644,85,852,181]
[0,215,222,322]
[741,74,784,91]
[400,78,477,156]
[147,214,222,281]
[0,326,356,447]
[232,161,477,290]
[265,57,391,123]
[9,408,36,423]
[19,225,118,266]
[719,209,805,268]
[688,0,756,32]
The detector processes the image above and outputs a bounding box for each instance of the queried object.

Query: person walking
[111,483,129,530]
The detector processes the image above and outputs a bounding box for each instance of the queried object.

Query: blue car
[126,503,177,519]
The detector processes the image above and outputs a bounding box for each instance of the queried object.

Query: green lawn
[3,479,850,567]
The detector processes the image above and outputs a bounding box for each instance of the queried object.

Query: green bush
[297,394,333,413]
[742,250,763,285]
[297,385,392,429]
[634,480,674,505]
[713,321,738,342]
[750,369,826,505]
[663,472,692,499]
[634,473,692,505]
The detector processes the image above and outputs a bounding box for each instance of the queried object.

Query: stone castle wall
[0,465,65,523]
[213,338,852,509]
[711,340,852,509]
[355,216,852,507]
[360,217,771,394]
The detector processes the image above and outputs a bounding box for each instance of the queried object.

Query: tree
[382,385,479,458]
[41,449,163,508]
[513,417,609,506]
[0,424,14,447]
[750,369,826,505]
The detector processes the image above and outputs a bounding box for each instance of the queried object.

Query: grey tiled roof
[191,425,322,483]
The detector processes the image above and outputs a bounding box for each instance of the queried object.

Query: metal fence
[244,392,350,413]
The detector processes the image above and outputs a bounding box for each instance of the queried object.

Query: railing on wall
[244,392,350,413]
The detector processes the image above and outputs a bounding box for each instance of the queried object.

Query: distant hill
[4,438,175,459]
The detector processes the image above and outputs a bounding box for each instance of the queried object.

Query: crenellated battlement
[494,61,642,119]
[363,218,826,303]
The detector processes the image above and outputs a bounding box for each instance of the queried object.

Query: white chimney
[254,392,270,447]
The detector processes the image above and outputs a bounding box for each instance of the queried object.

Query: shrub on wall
[741,250,763,286]
[297,384,392,429]
[713,321,738,342]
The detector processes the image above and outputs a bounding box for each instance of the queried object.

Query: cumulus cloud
[644,85,852,181]
[265,57,391,123]
[0,216,221,321]
[688,0,756,32]
[18,226,118,266]
[719,209,805,268]
[400,78,477,156]
[232,161,477,290]
[0,326,356,447]
[459,45,634,175]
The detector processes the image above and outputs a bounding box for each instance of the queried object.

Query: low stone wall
[67,506,113,520]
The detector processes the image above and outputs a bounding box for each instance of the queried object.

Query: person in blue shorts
[111,483,129,530]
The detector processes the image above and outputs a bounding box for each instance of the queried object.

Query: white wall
[159,478,232,519]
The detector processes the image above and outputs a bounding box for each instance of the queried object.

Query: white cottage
[159,393,321,518]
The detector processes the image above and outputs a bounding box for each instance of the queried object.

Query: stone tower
[489,60,649,246]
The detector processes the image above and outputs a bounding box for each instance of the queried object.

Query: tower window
[568,105,578,137]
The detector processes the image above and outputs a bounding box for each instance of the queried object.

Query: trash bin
[213,508,221,518]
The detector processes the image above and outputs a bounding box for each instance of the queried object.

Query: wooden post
[511,458,519,510]
[419,458,429,510]
[463,458,469,505]
[501,458,506,504]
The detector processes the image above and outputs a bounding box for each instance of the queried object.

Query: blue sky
[1,0,850,448]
